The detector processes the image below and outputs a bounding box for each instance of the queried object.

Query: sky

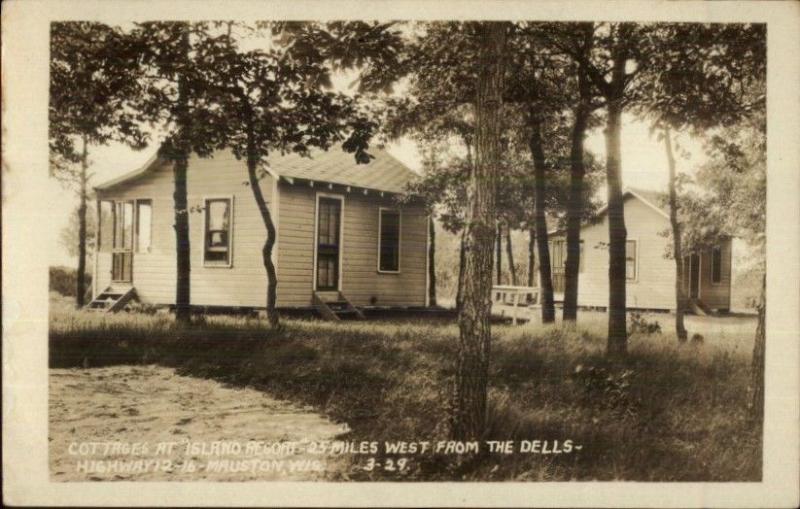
[48,113,706,267]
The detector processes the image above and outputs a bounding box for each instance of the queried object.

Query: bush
[49,266,92,300]
[628,311,662,335]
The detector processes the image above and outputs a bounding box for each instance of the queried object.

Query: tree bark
[172,27,192,325]
[455,229,466,311]
[452,21,506,441]
[76,135,89,308]
[428,215,437,307]
[528,111,556,323]
[604,49,628,356]
[664,127,688,342]
[563,40,592,324]
[527,228,536,288]
[243,112,280,328]
[505,223,517,286]
[749,273,766,424]
[495,225,503,285]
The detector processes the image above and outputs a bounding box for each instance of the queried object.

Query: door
[112,200,134,283]
[689,254,700,299]
[549,239,567,293]
[315,197,342,291]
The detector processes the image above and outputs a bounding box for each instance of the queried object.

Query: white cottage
[89,148,430,316]
[548,188,732,312]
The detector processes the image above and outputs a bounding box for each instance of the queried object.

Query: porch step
[86,286,137,313]
[688,298,712,316]
[312,291,365,322]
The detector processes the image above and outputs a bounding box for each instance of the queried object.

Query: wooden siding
[94,150,428,308]
[551,196,734,311]
[554,197,677,310]
[95,151,272,307]
[276,183,428,307]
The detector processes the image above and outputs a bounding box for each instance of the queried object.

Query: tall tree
[196,23,380,328]
[451,21,508,440]
[129,22,229,324]
[49,22,147,307]
[636,23,766,343]
[663,128,688,341]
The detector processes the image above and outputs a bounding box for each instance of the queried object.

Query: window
[135,200,152,253]
[711,246,722,284]
[378,209,400,272]
[98,200,114,252]
[204,198,232,266]
[625,240,637,281]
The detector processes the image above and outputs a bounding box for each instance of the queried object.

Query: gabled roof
[95,147,420,195]
[548,187,670,236]
[266,147,419,194]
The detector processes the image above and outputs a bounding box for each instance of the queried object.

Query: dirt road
[49,365,348,481]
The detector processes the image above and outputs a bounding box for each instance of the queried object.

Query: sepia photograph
[2,1,799,507]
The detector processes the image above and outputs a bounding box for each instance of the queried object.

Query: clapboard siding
[552,195,734,311]
[95,151,273,307]
[276,183,428,308]
[555,197,677,310]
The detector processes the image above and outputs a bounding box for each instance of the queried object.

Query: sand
[49,365,349,481]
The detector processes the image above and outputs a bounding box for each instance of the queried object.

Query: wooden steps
[312,291,365,322]
[86,286,137,313]
[688,298,712,316]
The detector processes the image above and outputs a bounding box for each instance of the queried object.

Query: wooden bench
[492,285,539,325]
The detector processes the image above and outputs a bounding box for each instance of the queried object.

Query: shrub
[49,266,92,300]
[628,311,662,335]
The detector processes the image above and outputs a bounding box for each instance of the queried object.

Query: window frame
[625,238,638,283]
[313,192,345,291]
[711,245,723,285]
[377,207,402,274]
[135,199,153,254]
[202,196,234,268]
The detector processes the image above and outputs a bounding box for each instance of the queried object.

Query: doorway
[689,253,700,299]
[112,200,134,283]
[315,196,342,291]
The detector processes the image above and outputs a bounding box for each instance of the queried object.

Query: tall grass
[49,294,760,481]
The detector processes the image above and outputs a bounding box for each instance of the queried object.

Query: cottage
[547,188,733,312]
[90,148,430,314]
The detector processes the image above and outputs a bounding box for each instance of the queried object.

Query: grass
[49,292,761,481]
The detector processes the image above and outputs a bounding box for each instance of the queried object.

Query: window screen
[625,240,637,281]
[379,209,400,272]
[711,246,722,284]
[136,200,152,253]
[204,198,231,265]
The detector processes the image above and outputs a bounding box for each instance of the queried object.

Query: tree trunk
[452,21,506,441]
[664,127,688,342]
[505,223,517,286]
[172,27,192,325]
[749,273,766,423]
[604,58,628,356]
[428,215,437,307]
[495,225,503,285]
[563,45,592,324]
[527,228,536,288]
[455,229,466,311]
[76,135,89,308]
[243,117,280,328]
[528,111,556,323]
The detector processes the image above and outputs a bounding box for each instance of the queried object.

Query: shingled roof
[267,147,419,194]
[96,147,420,195]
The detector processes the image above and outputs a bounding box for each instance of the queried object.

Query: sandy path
[49,365,348,481]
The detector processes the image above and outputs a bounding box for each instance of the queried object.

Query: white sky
[48,113,705,267]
